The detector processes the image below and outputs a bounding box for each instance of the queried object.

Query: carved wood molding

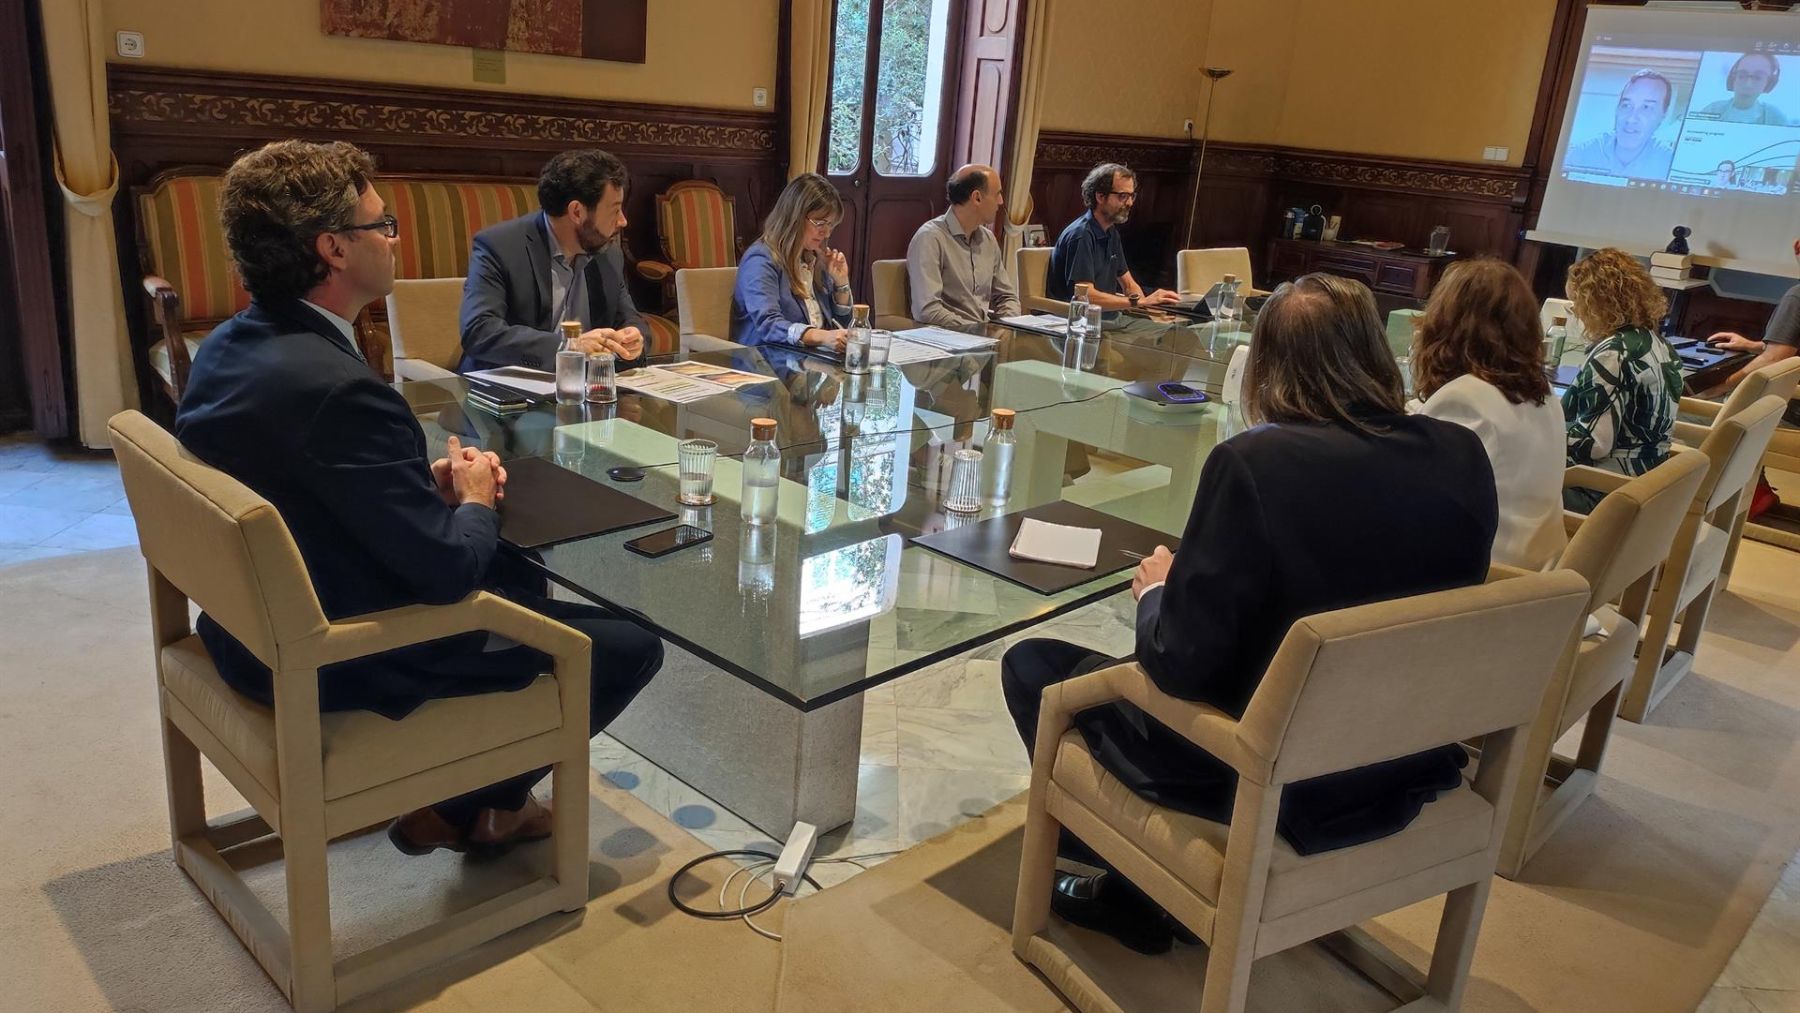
[1035,131,1529,202]
[107,66,778,157]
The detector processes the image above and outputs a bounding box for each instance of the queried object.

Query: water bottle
[1545,315,1569,367]
[555,320,585,404]
[1218,274,1241,322]
[845,303,872,373]
[980,408,1017,508]
[741,417,780,526]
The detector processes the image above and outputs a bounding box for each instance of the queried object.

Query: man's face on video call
[1614,78,1667,148]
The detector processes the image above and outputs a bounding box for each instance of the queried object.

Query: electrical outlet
[1182,118,1195,137]
[116,30,145,59]
[1482,146,1510,162]
[753,87,769,108]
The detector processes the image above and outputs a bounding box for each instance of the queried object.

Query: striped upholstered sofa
[133,169,680,403]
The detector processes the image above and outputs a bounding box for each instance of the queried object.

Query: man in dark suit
[177,139,663,857]
[459,148,648,372]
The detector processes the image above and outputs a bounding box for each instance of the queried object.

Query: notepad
[1008,518,1102,569]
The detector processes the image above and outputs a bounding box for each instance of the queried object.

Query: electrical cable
[666,849,821,920]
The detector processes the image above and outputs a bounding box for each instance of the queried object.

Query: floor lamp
[1182,66,1234,252]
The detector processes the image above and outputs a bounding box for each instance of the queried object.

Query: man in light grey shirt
[907,164,1021,333]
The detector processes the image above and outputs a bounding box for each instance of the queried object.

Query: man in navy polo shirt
[1046,162,1179,310]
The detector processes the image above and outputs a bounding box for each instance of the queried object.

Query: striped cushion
[137,177,251,322]
[642,312,680,358]
[375,180,538,279]
[657,182,737,270]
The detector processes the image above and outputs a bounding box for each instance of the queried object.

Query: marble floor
[6,430,1798,1008]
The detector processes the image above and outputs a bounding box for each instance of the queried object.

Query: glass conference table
[401,311,1252,834]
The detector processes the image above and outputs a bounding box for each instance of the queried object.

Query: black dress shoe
[1049,872,1174,955]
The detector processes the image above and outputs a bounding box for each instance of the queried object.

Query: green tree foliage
[827,0,936,176]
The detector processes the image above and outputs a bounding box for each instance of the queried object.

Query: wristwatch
[1129,293,1141,308]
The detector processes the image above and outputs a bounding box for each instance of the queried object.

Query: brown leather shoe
[467,798,554,859]
[388,806,468,856]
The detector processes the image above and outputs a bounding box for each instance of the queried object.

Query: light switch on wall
[1482,146,1510,162]
[753,88,769,108]
[116,31,145,59]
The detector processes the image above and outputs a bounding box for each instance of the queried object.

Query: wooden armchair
[635,180,743,316]
[1012,572,1589,1013]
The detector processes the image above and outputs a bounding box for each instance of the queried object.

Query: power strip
[771,821,819,895]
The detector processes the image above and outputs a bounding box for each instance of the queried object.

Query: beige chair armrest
[1486,562,1534,583]
[1679,396,1722,422]
[1563,464,1631,492]
[1563,509,1586,537]
[1671,420,1711,448]
[297,591,591,672]
[1037,662,1273,783]
[394,358,459,383]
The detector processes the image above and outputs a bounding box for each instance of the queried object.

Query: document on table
[895,325,998,351]
[616,367,730,404]
[996,314,1069,335]
[464,366,557,397]
[1008,518,1102,569]
[885,338,964,365]
[656,360,777,389]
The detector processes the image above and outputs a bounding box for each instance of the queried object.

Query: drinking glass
[1427,225,1451,257]
[867,328,894,366]
[585,350,617,404]
[677,438,717,505]
[943,448,983,514]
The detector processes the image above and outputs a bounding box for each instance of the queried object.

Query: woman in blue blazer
[731,172,856,352]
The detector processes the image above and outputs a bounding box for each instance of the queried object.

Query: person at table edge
[906,163,1021,333]
[731,172,856,354]
[458,148,647,373]
[1046,161,1179,311]
[177,140,663,857]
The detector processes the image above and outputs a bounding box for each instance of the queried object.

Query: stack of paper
[1008,518,1102,569]
[996,313,1070,335]
[464,366,557,397]
[897,326,998,351]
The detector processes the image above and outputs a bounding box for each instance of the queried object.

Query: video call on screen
[1561,35,1800,200]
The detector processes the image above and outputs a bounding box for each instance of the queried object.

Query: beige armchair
[385,277,466,382]
[1176,246,1263,297]
[675,266,739,355]
[1675,358,1800,570]
[1617,395,1788,722]
[1011,571,1590,1013]
[1491,449,1709,878]
[1013,246,1067,316]
[872,259,915,330]
[109,411,594,1013]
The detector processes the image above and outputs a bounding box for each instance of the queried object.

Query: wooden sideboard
[1266,239,1459,307]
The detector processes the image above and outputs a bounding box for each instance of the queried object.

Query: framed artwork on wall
[321,0,648,63]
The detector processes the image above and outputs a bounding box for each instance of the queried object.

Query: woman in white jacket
[1411,259,1568,570]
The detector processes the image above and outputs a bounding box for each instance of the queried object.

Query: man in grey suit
[459,149,648,372]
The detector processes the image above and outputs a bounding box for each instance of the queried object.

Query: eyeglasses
[1099,192,1138,203]
[341,214,399,238]
[807,217,839,231]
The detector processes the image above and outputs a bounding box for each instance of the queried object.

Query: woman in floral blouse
[1561,247,1684,512]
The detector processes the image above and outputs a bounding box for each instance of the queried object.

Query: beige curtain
[41,0,136,448]
[789,0,836,179]
[1003,0,1055,261]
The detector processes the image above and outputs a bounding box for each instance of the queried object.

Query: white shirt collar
[299,299,361,357]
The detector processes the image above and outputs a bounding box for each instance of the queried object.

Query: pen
[1119,549,1147,560]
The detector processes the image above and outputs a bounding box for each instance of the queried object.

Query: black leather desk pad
[912,499,1174,595]
[498,456,675,549]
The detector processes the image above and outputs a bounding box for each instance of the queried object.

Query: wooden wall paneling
[1029,132,1197,291]
[0,0,67,437]
[105,66,786,407]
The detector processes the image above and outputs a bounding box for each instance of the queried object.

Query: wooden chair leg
[279,791,335,1012]
[161,712,208,852]
[1620,566,1685,723]
[1010,787,1060,956]
[1423,879,1493,1009]
[549,757,590,913]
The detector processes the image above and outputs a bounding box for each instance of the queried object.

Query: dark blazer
[458,212,648,372]
[176,299,531,719]
[1079,414,1499,854]
[730,239,854,347]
